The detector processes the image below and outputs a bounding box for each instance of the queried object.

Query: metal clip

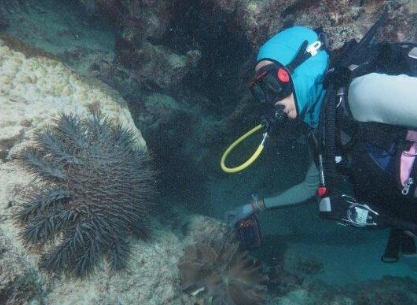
[403,132,417,156]
[402,178,414,195]
[339,195,379,228]
[306,40,323,56]
[260,132,269,147]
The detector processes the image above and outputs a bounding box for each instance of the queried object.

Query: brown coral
[179,238,269,305]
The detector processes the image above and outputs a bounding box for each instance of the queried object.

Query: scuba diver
[224,12,417,262]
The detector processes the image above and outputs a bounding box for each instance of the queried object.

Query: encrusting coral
[15,112,157,277]
[179,238,269,305]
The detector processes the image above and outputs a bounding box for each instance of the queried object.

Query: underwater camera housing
[237,215,262,249]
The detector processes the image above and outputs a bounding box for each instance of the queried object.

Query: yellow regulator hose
[221,124,268,173]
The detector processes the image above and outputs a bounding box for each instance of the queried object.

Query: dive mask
[249,63,293,105]
[249,38,324,106]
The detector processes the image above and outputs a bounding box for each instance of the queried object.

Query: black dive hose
[321,10,388,195]
[322,85,340,194]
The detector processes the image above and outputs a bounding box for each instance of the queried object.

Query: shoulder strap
[352,42,417,79]
[318,11,388,196]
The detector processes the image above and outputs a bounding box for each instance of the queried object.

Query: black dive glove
[323,66,352,89]
[319,194,380,227]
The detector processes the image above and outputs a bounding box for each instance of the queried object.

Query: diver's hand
[225,196,265,228]
[225,204,254,228]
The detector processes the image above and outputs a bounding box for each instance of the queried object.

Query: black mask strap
[286,39,324,73]
[286,40,309,73]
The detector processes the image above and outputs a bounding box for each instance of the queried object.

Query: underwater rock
[198,0,417,49]
[182,215,231,246]
[132,43,201,91]
[86,53,144,99]
[201,0,242,13]
[0,37,180,303]
[0,7,9,30]
[267,258,352,304]
[78,0,174,42]
[77,0,202,92]
[138,93,193,132]
[291,256,324,276]
[0,37,235,300]
[267,267,304,297]
[347,275,417,305]
[270,278,353,305]
[134,91,227,204]
[115,38,201,92]
[43,229,186,305]
[41,215,230,305]
[78,0,125,25]
[0,23,256,305]
[0,227,43,305]
[0,37,145,160]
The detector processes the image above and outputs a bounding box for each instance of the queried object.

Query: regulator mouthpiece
[261,104,287,132]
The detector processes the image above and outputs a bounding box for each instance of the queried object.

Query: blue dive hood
[257,26,329,128]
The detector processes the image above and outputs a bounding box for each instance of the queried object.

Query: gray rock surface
[0,37,198,305]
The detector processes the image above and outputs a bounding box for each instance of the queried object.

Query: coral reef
[179,237,269,305]
[267,257,417,305]
[2,2,417,303]
[267,266,304,297]
[138,93,193,132]
[131,42,201,91]
[43,228,186,305]
[196,0,417,49]
[0,37,145,156]
[0,34,190,304]
[77,0,202,93]
[0,33,59,60]
[182,215,231,245]
[79,0,174,44]
[268,273,353,305]
[15,112,157,277]
[134,91,228,204]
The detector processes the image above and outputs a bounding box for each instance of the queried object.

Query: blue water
[2,0,417,304]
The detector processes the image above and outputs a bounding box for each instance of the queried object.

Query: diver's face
[255,60,297,119]
[275,93,297,119]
